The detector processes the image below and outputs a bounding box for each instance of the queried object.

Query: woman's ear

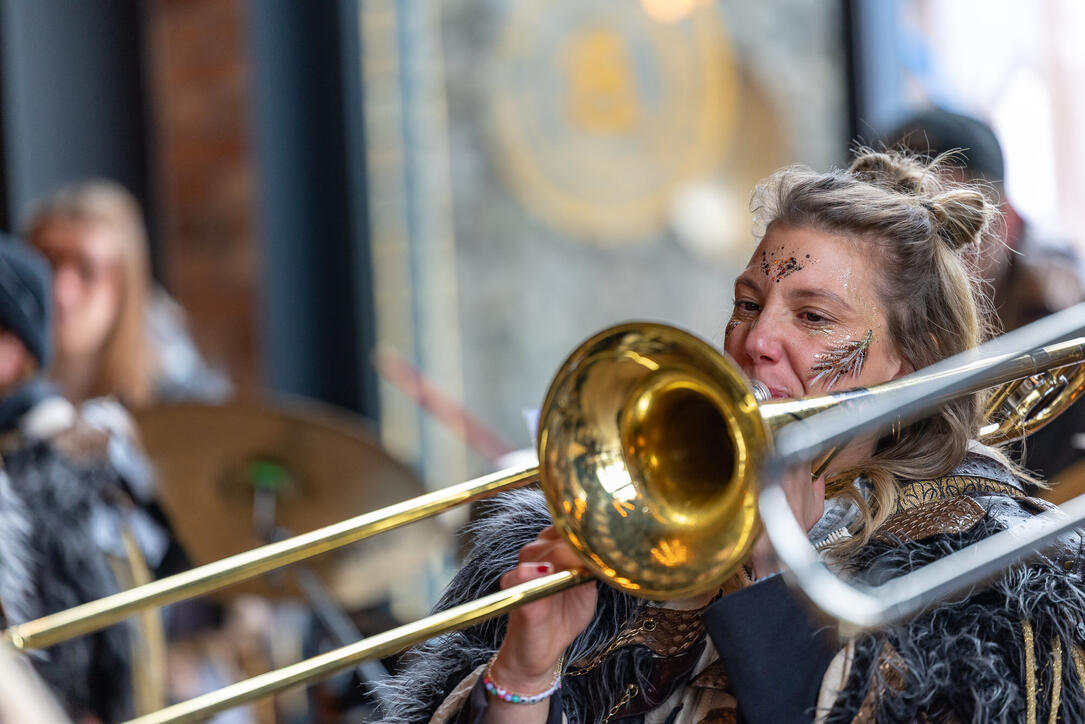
[892,357,914,380]
[0,333,32,391]
[886,342,914,380]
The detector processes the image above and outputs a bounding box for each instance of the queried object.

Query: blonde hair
[751,149,1005,548]
[25,180,157,408]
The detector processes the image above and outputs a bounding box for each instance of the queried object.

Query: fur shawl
[825,513,1085,723]
[0,441,134,723]
[379,488,655,723]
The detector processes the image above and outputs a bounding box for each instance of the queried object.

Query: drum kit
[135,398,448,608]
[133,398,452,722]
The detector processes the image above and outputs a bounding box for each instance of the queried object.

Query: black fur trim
[826,511,1085,723]
[378,488,666,723]
[0,441,133,722]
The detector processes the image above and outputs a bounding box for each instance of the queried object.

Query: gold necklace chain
[602,683,640,723]
[565,616,658,677]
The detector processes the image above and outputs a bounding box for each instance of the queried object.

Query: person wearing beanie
[887,108,1085,486]
[887,108,1085,330]
[0,237,51,367]
[0,238,183,721]
[0,239,61,434]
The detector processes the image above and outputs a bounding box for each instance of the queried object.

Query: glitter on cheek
[724,317,749,344]
[871,307,885,333]
[808,329,873,391]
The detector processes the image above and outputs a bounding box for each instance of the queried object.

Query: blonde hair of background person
[26,180,157,408]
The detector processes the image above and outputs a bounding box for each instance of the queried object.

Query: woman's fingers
[517,538,549,563]
[500,561,555,590]
[506,542,584,585]
[495,531,601,685]
[537,525,560,540]
[517,529,582,569]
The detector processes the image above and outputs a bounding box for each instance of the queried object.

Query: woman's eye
[800,310,830,324]
[734,300,759,314]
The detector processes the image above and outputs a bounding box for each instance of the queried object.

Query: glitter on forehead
[838,266,853,291]
[809,329,873,391]
[760,245,806,283]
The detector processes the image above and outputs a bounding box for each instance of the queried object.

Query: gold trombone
[4,315,1085,723]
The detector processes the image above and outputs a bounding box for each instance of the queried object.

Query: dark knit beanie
[887,108,1005,183]
[0,238,52,367]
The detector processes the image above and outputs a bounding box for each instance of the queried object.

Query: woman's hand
[489,526,597,694]
[747,462,825,579]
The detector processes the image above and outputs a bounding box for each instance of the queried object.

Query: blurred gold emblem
[489,0,738,243]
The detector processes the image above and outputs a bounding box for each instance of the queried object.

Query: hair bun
[849,150,939,196]
[849,148,997,253]
[924,189,993,251]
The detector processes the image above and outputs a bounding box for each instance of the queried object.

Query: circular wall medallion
[489,0,739,244]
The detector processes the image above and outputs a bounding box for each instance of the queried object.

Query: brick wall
[144,0,262,393]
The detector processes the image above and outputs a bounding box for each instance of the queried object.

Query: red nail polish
[536,563,552,574]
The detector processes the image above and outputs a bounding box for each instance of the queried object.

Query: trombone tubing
[121,333,1085,722]
[763,301,1085,632]
[125,570,588,724]
[8,333,1084,652]
[5,464,540,651]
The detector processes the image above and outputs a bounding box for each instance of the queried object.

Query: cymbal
[134,398,449,605]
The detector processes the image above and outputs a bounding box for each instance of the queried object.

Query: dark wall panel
[249,0,377,417]
[0,0,150,235]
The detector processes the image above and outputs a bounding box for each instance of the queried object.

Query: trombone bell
[538,323,767,599]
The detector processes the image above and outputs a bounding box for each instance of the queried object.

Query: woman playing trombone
[383,149,1085,723]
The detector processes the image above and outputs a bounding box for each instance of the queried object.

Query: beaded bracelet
[483,656,563,705]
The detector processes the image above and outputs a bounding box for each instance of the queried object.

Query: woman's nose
[743,315,784,363]
[52,266,81,309]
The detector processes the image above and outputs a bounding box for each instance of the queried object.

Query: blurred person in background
[24,180,230,410]
[24,181,256,721]
[0,239,175,722]
[889,109,1085,483]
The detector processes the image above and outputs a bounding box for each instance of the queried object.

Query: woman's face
[32,219,123,361]
[723,224,908,400]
